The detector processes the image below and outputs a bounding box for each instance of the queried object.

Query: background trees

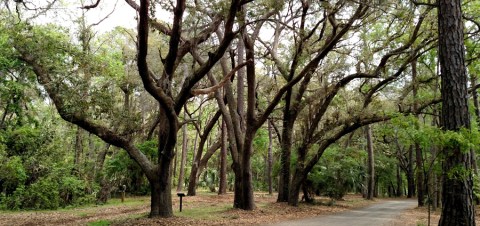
[0,0,479,223]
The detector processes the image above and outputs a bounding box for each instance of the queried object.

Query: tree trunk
[149,176,173,217]
[150,108,176,218]
[73,126,84,175]
[412,59,425,207]
[407,146,415,198]
[365,124,374,200]
[233,162,243,208]
[176,110,188,192]
[267,120,273,195]
[95,143,110,177]
[278,113,294,202]
[218,120,228,195]
[470,75,479,173]
[237,36,246,131]
[237,129,255,210]
[187,110,221,196]
[396,164,403,197]
[288,169,304,206]
[438,0,475,224]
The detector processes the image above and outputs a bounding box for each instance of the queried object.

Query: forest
[0,0,479,225]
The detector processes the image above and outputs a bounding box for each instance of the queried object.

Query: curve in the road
[267,199,417,226]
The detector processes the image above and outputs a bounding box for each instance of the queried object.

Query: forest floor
[392,204,480,226]
[0,192,372,226]
[0,191,427,226]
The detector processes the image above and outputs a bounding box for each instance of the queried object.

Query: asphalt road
[267,200,417,226]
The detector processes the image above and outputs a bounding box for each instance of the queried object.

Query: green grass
[0,196,149,216]
[87,220,111,226]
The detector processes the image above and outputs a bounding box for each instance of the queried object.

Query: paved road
[268,200,417,226]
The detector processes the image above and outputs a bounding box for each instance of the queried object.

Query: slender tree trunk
[407,146,415,198]
[397,164,403,197]
[74,126,84,175]
[412,59,425,207]
[237,37,246,130]
[415,139,424,206]
[438,0,475,224]
[470,75,479,173]
[365,124,374,200]
[267,120,273,195]
[187,110,221,196]
[177,110,188,192]
[95,143,110,176]
[218,120,228,195]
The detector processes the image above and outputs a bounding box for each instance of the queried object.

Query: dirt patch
[113,193,374,226]
[392,205,480,226]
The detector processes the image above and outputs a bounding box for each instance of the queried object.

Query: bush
[0,156,27,194]
[59,176,94,207]
[308,146,365,200]
[0,186,25,210]
[22,177,60,209]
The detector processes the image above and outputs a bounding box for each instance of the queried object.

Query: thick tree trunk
[288,169,304,206]
[365,125,374,200]
[278,114,294,202]
[149,176,173,217]
[218,120,227,195]
[237,129,255,210]
[233,162,243,208]
[438,0,475,224]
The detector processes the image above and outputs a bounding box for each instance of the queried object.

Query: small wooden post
[120,185,126,203]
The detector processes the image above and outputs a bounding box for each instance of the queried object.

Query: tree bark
[187,110,221,196]
[470,75,479,173]
[176,109,188,192]
[365,124,374,200]
[278,106,294,202]
[237,36,246,131]
[438,0,475,224]
[73,126,84,175]
[407,145,415,198]
[218,120,227,195]
[267,120,273,195]
[396,164,403,197]
[151,108,176,217]
[149,177,172,217]
[412,59,424,207]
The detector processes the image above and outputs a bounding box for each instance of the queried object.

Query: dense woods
[1,0,479,223]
